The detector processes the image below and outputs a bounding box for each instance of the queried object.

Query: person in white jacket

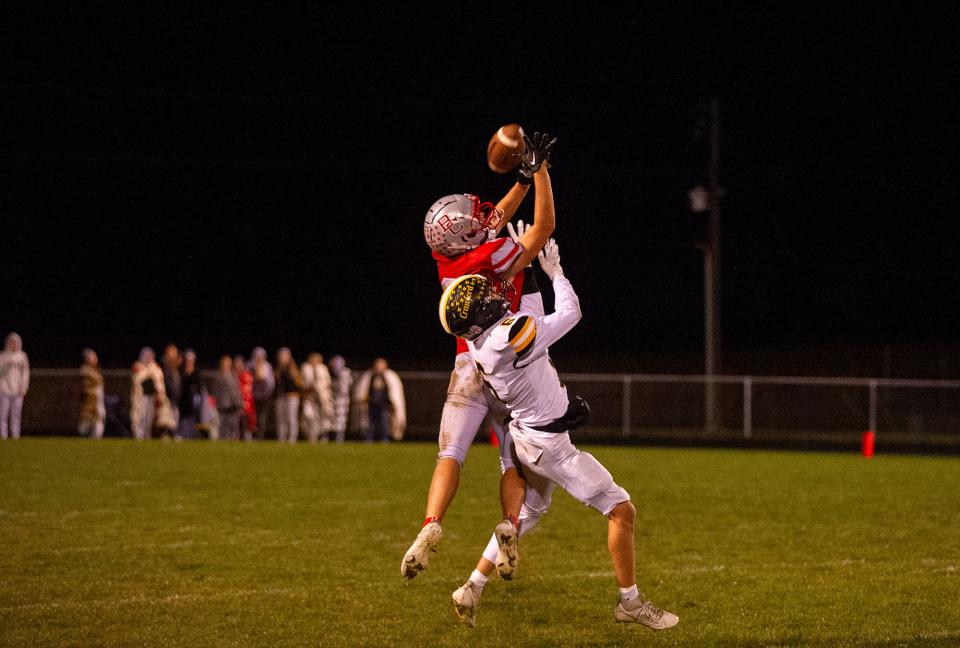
[328,355,353,443]
[354,358,406,442]
[130,347,166,440]
[0,332,29,440]
[301,353,335,443]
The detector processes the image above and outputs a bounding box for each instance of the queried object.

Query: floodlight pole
[705,98,722,434]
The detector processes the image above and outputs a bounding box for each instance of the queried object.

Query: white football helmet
[423,194,504,257]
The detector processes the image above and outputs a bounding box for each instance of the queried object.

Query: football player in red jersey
[401,133,557,582]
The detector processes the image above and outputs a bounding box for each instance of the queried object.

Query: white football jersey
[467,275,581,436]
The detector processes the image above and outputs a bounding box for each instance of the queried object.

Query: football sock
[481,534,499,564]
[422,516,440,527]
[618,584,641,604]
[470,569,489,590]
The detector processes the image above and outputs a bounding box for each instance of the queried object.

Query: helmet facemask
[472,196,504,235]
[480,271,515,310]
[457,196,503,251]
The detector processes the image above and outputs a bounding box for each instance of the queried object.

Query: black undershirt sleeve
[522,266,540,295]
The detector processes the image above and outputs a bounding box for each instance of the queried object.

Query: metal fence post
[621,376,632,438]
[868,379,878,434]
[743,377,752,439]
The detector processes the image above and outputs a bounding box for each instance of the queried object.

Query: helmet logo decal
[437,214,456,232]
[452,277,477,319]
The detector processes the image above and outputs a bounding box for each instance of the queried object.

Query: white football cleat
[451,580,481,627]
[494,519,519,580]
[401,521,443,580]
[614,599,679,630]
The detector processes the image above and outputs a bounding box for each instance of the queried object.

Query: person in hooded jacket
[0,333,30,440]
[131,347,165,440]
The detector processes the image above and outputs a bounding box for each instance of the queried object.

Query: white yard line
[21,534,300,556]
[0,586,307,613]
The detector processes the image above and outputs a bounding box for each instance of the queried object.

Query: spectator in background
[211,355,243,441]
[200,392,220,440]
[234,354,256,442]
[249,347,274,441]
[0,332,29,440]
[78,348,105,439]
[131,347,165,440]
[301,352,334,443]
[329,355,353,443]
[177,349,203,440]
[355,358,406,443]
[161,344,182,437]
[275,347,301,443]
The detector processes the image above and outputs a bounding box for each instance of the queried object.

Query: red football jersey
[434,237,525,354]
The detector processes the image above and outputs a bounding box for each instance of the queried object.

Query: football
[486,123,526,173]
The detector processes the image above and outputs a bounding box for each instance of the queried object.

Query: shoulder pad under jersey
[496,314,537,359]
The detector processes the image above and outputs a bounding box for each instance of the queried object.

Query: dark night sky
[1,5,958,367]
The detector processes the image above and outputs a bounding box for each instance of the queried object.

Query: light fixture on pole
[690,98,722,433]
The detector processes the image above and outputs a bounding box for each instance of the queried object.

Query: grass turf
[1,439,958,647]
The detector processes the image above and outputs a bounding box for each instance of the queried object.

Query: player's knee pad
[518,478,554,534]
[519,495,551,535]
[522,488,553,517]
[447,353,485,403]
[444,392,485,408]
[497,427,517,473]
[562,451,631,516]
[518,502,545,534]
[436,396,488,466]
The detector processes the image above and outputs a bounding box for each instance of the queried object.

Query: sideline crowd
[1,332,406,443]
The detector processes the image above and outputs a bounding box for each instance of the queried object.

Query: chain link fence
[393,371,960,449]
[20,369,960,450]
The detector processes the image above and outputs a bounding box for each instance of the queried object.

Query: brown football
[486,123,526,173]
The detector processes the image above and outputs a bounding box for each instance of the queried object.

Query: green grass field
[1,439,958,647]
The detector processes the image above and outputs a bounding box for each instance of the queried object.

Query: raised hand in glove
[516,131,558,185]
[538,238,563,280]
[505,219,528,245]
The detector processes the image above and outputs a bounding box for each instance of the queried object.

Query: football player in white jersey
[438,241,679,631]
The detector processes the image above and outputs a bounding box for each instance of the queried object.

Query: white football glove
[505,219,528,245]
[538,238,563,280]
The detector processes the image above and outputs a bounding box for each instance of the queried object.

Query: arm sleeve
[518,267,545,317]
[490,239,522,276]
[519,292,545,318]
[512,275,582,366]
[534,275,581,347]
[22,356,29,393]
